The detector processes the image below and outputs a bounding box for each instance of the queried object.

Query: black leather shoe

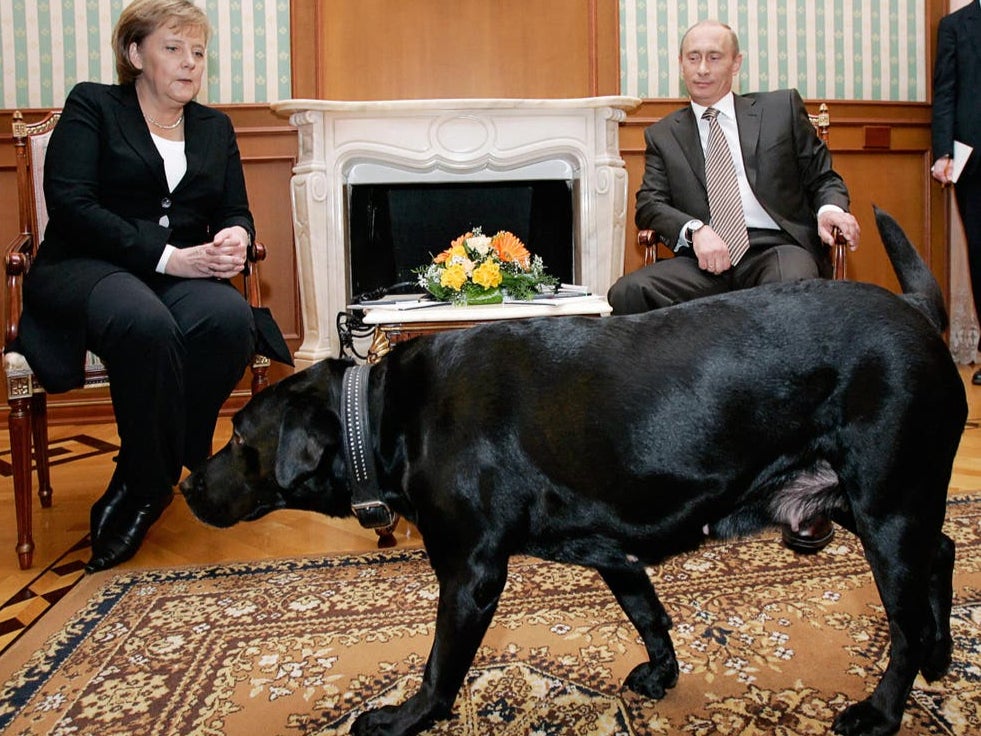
[90,470,128,545]
[85,491,174,573]
[781,515,834,554]
[972,368,981,386]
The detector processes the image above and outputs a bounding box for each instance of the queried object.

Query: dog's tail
[875,205,948,333]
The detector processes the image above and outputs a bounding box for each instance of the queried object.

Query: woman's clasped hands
[165,225,249,279]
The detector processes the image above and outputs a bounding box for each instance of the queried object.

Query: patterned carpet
[0,496,978,736]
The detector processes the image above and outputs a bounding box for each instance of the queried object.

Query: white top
[149,132,187,192]
[150,132,187,274]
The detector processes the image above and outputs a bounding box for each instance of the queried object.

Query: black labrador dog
[182,208,966,736]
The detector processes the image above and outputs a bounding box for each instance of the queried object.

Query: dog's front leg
[598,565,680,700]
[351,556,508,736]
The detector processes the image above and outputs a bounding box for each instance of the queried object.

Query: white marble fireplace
[271,96,641,368]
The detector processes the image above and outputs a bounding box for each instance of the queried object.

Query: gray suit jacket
[635,89,851,278]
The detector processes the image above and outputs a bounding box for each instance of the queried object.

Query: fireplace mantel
[272,96,641,367]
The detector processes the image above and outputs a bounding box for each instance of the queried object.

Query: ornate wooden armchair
[637,102,848,280]
[3,110,271,569]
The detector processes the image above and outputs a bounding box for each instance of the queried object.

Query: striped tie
[703,107,750,266]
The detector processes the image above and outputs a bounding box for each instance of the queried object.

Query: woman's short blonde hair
[113,0,211,85]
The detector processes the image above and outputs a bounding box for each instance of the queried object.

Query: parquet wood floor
[1,365,979,654]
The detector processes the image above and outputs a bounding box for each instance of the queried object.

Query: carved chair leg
[31,392,52,507]
[8,396,35,570]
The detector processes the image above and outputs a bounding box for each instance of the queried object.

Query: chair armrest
[247,240,267,265]
[638,229,659,266]
[5,233,34,351]
[830,226,847,281]
[640,226,847,280]
[242,239,267,309]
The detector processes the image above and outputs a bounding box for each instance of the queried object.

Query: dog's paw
[920,636,953,682]
[351,706,403,736]
[920,648,952,683]
[832,700,901,736]
[351,704,441,736]
[623,659,679,700]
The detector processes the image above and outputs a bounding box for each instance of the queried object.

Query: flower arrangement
[416,228,558,305]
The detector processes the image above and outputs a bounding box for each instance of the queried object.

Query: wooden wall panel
[832,151,938,293]
[234,117,303,390]
[292,0,621,100]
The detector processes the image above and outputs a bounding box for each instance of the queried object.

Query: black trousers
[955,173,981,327]
[86,273,255,499]
[607,242,821,314]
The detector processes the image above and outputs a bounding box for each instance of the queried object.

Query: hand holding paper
[951,140,973,184]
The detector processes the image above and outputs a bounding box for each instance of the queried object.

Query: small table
[359,295,613,363]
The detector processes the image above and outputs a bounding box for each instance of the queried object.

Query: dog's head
[181,359,354,527]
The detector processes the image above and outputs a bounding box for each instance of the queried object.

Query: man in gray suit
[932,0,981,383]
[608,20,860,314]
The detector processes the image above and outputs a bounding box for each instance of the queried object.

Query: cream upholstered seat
[3,110,271,569]
[636,102,848,280]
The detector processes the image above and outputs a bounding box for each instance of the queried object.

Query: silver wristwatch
[679,219,705,251]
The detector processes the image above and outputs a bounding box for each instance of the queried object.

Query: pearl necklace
[144,111,184,130]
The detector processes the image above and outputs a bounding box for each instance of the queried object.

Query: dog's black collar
[340,365,398,530]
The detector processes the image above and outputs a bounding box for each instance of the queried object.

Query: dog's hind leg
[832,513,952,736]
[921,531,955,682]
[598,565,680,699]
[351,548,509,736]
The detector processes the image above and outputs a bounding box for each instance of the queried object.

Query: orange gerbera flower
[491,231,531,269]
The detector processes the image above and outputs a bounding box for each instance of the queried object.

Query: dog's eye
[232,432,245,447]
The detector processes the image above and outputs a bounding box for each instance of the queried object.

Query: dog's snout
[178,473,199,497]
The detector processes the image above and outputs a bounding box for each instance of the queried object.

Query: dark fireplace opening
[347,180,575,300]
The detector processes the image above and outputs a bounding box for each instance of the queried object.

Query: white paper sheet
[951,140,974,183]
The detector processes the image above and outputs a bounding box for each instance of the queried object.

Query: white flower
[468,234,492,255]
[449,254,475,274]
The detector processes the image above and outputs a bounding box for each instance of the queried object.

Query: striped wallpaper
[0,0,292,109]
[0,1,929,109]
[619,0,928,101]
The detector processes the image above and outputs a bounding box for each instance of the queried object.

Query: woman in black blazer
[17,0,269,572]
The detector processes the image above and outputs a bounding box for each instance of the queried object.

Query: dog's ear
[274,400,340,488]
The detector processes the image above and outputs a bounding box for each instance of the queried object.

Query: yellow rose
[472,260,502,288]
[440,263,468,290]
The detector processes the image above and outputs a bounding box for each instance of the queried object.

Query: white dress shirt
[690,93,780,231]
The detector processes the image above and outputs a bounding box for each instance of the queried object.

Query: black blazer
[635,89,851,278]
[932,1,981,178]
[18,82,256,392]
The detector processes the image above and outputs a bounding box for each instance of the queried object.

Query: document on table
[349,296,450,310]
